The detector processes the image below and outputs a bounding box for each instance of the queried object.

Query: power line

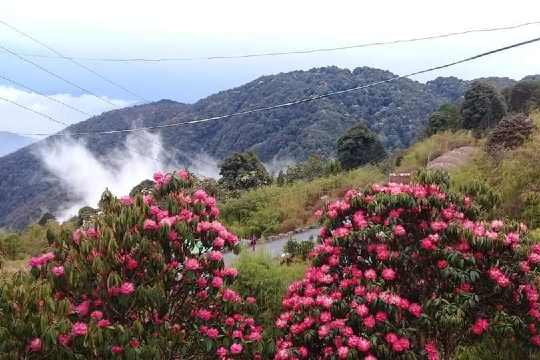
[0,19,149,103]
[7,35,540,137]
[0,43,119,108]
[0,73,92,117]
[0,94,69,126]
[10,20,540,63]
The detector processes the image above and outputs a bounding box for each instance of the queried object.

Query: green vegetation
[220,166,384,237]
[336,124,386,170]
[232,251,307,356]
[397,130,476,171]
[449,111,540,226]
[461,81,507,135]
[276,154,341,185]
[506,79,540,113]
[485,112,535,156]
[218,151,272,192]
[424,103,461,136]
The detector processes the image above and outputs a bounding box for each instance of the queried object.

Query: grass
[219,165,384,237]
[397,130,477,172]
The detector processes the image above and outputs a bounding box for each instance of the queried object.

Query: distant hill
[0,66,524,228]
[0,132,34,157]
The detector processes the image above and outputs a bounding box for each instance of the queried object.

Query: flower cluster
[1,170,260,358]
[275,181,540,359]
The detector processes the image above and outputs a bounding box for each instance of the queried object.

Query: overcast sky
[1,0,539,135]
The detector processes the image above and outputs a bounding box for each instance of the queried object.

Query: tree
[336,124,386,170]
[275,176,540,359]
[37,212,56,226]
[506,80,540,114]
[461,82,507,135]
[0,169,262,358]
[424,104,461,137]
[218,152,272,191]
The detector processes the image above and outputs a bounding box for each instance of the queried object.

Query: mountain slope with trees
[0,66,528,229]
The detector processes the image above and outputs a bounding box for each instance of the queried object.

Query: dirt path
[427,146,477,171]
[224,228,319,265]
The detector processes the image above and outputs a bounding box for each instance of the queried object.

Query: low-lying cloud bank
[36,132,220,221]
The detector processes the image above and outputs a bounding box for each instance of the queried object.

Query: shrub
[274,181,540,359]
[486,113,535,156]
[0,170,262,359]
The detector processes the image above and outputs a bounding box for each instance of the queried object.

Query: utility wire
[6,35,540,137]
[9,20,540,63]
[0,19,149,103]
[0,43,119,108]
[0,73,92,117]
[0,94,69,126]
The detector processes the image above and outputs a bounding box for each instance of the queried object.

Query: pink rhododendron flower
[28,338,42,352]
[119,282,135,295]
[471,318,489,335]
[184,258,200,271]
[230,343,243,354]
[119,195,134,206]
[90,310,103,320]
[393,225,406,237]
[52,265,64,277]
[71,322,88,336]
[143,219,159,231]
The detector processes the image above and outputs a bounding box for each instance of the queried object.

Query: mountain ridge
[0,66,530,229]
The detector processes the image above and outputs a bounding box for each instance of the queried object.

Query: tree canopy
[336,124,386,170]
[218,152,272,191]
[461,82,507,134]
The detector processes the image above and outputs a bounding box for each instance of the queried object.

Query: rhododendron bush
[275,181,540,359]
[0,170,262,359]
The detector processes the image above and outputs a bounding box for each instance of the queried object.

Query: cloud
[36,131,220,221]
[0,86,132,136]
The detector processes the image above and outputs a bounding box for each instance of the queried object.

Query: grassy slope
[219,166,384,237]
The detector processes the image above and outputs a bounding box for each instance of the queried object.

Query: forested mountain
[0,66,524,228]
[0,132,34,157]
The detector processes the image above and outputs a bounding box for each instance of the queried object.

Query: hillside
[0,132,34,157]
[0,66,521,229]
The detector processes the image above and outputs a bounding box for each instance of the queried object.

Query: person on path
[250,235,257,251]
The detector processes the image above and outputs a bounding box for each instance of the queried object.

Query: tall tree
[506,80,540,114]
[218,151,272,191]
[336,124,386,170]
[424,103,461,136]
[461,81,507,134]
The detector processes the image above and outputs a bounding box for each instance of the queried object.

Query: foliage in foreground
[274,180,540,359]
[0,170,262,359]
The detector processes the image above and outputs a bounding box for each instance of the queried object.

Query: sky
[1,0,540,136]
